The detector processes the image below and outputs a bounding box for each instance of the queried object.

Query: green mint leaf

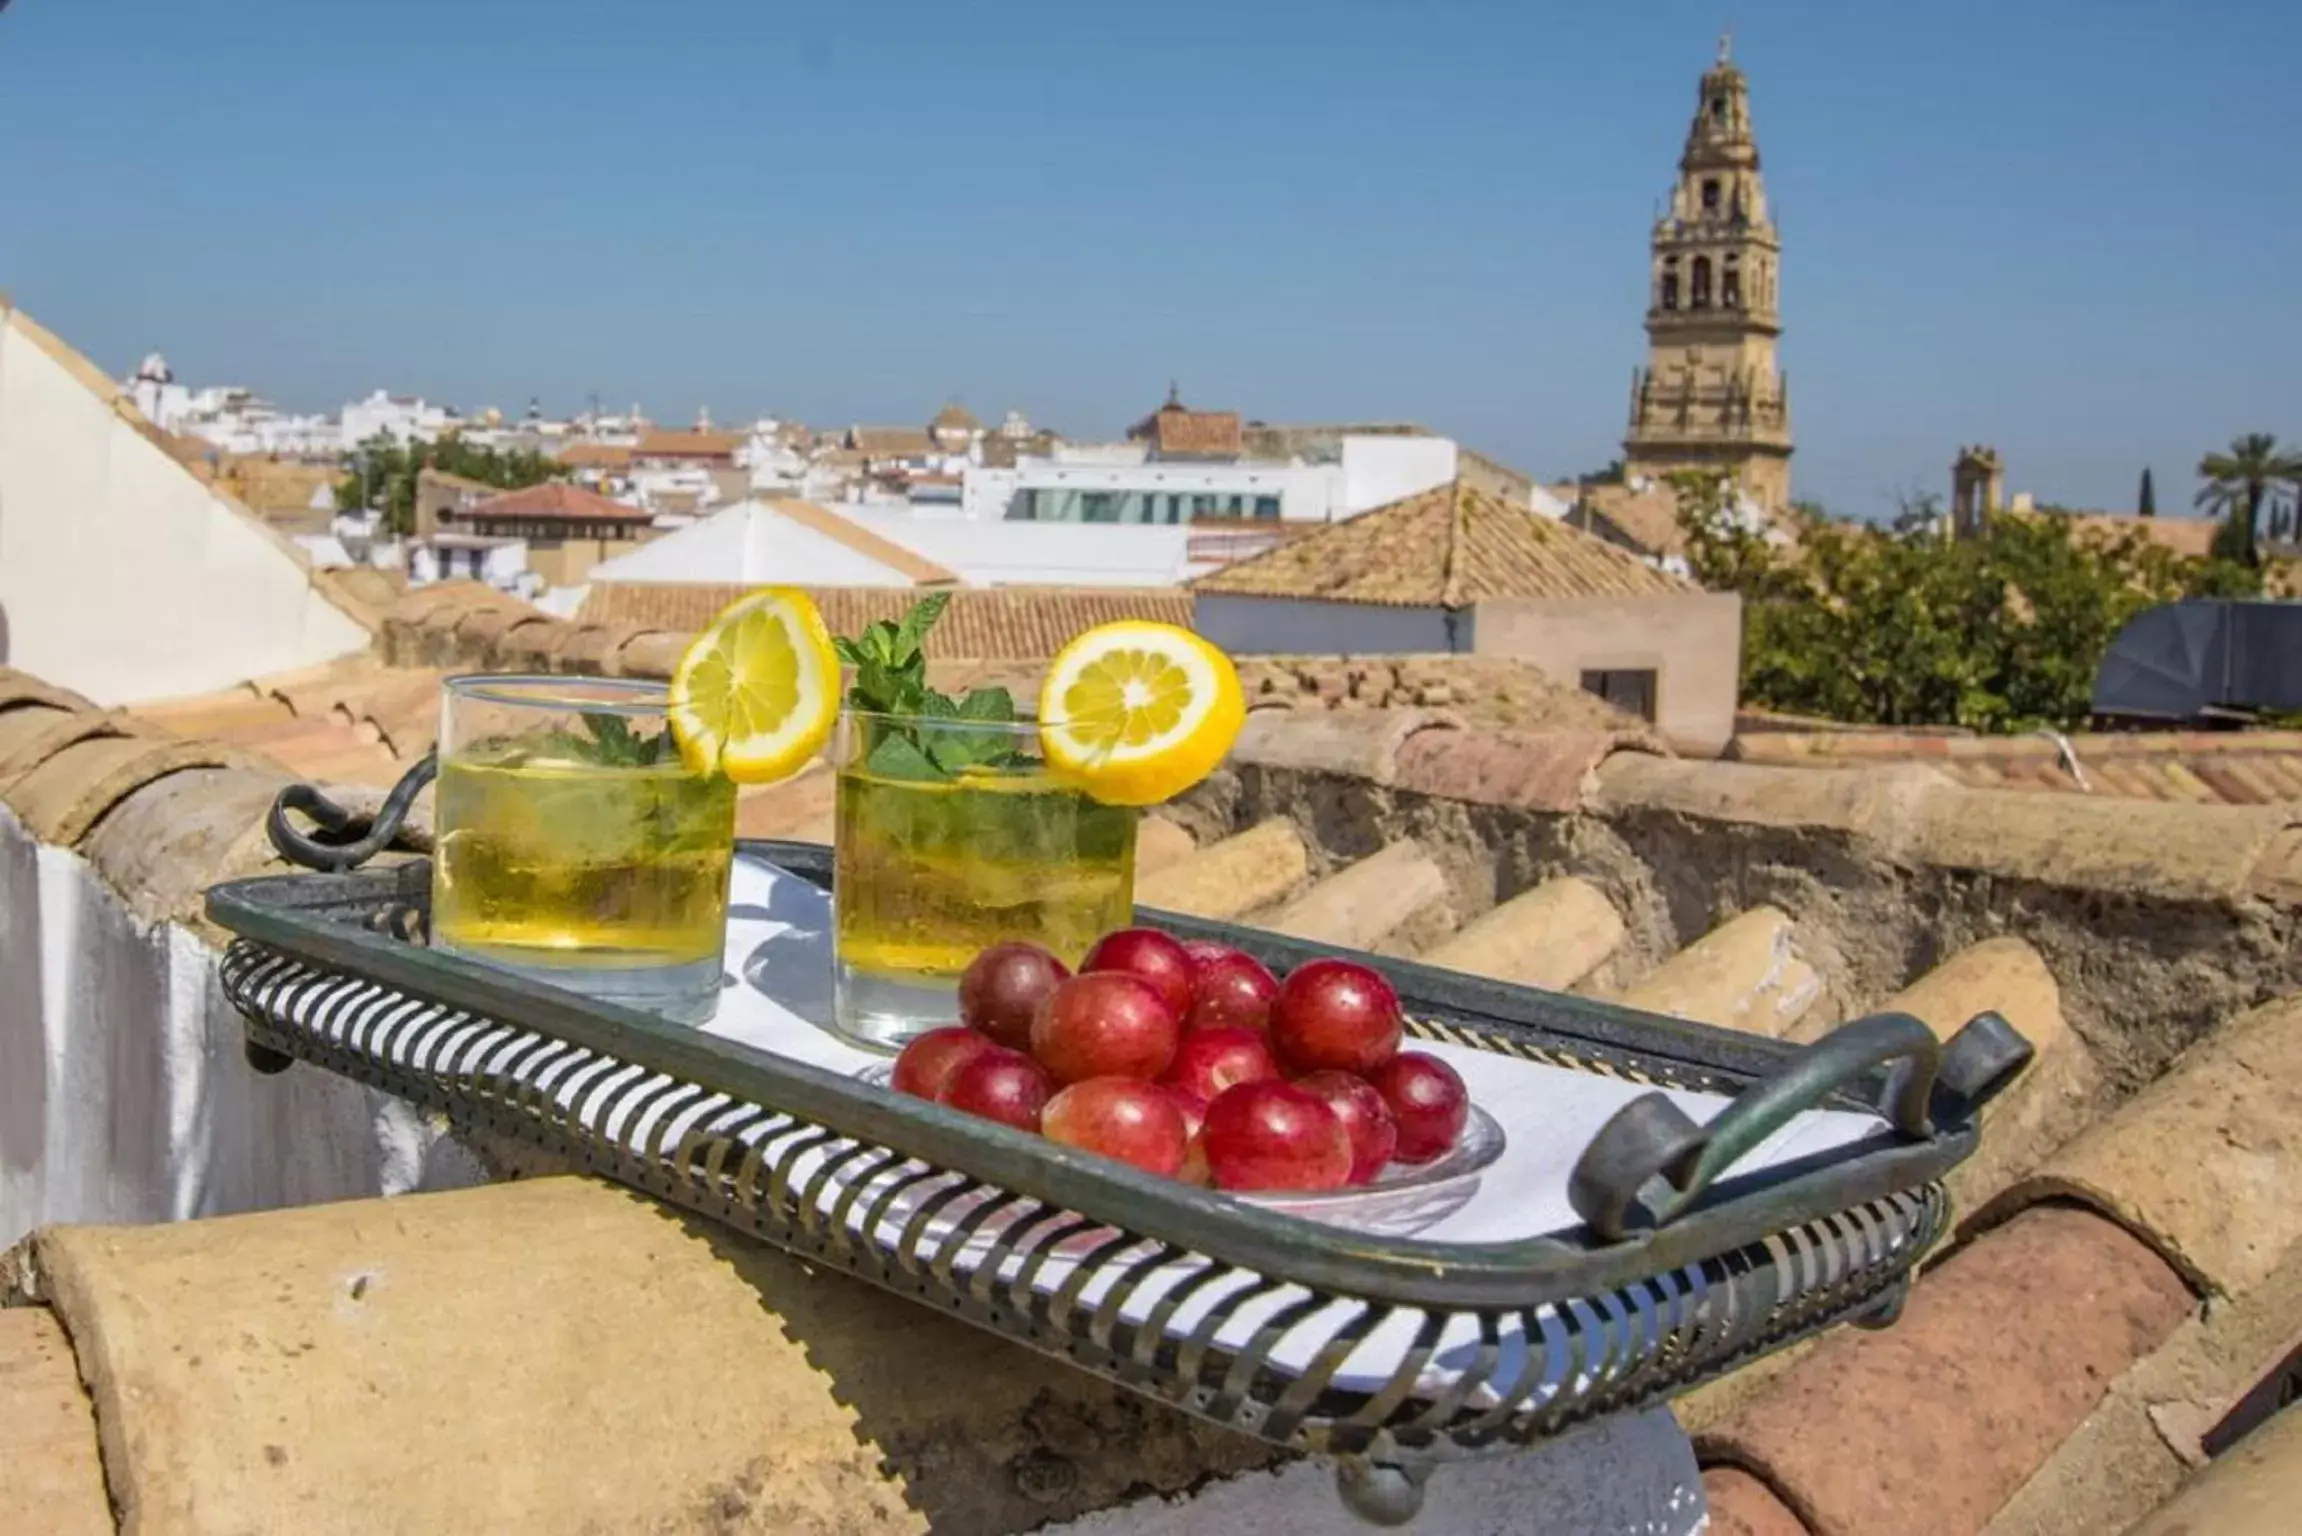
[956,686,1015,722]
[864,730,943,781]
[895,591,951,659]
[582,712,635,759]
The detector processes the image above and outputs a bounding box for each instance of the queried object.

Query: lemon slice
[668,588,839,784]
[1037,621,1245,806]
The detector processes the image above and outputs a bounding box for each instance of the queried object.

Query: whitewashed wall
[0,806,478,1248]
[0,307,371,705]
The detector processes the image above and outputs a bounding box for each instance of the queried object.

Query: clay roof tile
[1190,479,1690,605]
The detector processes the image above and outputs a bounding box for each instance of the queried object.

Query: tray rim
[205,840,1976,1311]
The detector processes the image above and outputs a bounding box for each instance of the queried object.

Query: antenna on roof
[1717,26,1733,63]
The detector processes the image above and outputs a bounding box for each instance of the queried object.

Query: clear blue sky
[2,0,2295,518]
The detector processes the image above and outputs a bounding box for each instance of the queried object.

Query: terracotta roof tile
[0,1310,113,1536]
[633,429,742,460]
[1734,726,2302,807]
[577,584,1195,660]
[1980,994,2302,1299]
[555,441,633,470]
[848,426,936,459]
[0,668,96,715]
[457,482,651,525]
[1700,1205,2195,1536]
[0,710,149,783]
[1190,480,1691,605]
[1570,480,1687,558]
[131,661,445,790]
[3,734,245,846]
[1154,409,1242,458]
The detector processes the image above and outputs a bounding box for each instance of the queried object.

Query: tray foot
[244,1038,296,1076]
[1335,1455,1432,1527]
[1852,1278,1910,1330]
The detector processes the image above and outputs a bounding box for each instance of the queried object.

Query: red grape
[1369,1053,1469,1164]
[1270,958,1404,1076]
[1185,951,1280,1034]
[1180,938,1241,971]
[1042,1077,1188,1178]
[1163,1085,1209,1139]
[958,941,1070,1051]
[1294,1071,1399,1185]
[1030,972,1179,1084]
[1081,928,1196,1022]
[939,1048,1053,1133]
[1160,1025,1279,1105]
[1200,1080,1352,1192]
[891,1026,998,1102]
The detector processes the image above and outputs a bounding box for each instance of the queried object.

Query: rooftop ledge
[10,622,2302,1531]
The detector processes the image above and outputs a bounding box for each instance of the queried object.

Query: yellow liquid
[432,750,736,971]
[834,766,1136,985]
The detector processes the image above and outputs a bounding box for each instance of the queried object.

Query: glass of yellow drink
[832,709,1137,1051]
[431,675,737,1024]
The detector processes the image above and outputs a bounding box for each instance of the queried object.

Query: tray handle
[266,752,438,872]
[1568,1011,1946,1242]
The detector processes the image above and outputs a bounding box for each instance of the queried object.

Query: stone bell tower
[1950,445,2005,538]
[1623,34,1794,508]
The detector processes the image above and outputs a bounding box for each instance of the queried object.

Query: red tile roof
[577,582,1195,659]
[1153,409,1242,458]
[1190,480,1692,605]
[456,482,652,526]
[555,442,633,470]
[847,426,937,460]
[633,430,742,461]
[1728,725,2302,805]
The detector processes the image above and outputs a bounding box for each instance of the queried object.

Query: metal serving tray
[208,839,2027,1525]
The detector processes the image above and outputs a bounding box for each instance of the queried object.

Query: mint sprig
[833,593,1023,779]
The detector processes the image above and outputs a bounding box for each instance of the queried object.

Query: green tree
[334,432,564,536]
[1675,471,2262,732]
[2138,466,2156,518]
[2195,432,2302,568]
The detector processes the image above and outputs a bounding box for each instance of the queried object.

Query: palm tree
[2196,432,2302,566]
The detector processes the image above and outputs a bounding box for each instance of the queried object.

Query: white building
[589,499,947,588]
[6,309,371,703]
[339,389,456,447]
[842,508,1189,587]
[410,534,535,594]
[122,354,341,458]
[586,497,1192,591]
[956,432,1463,529]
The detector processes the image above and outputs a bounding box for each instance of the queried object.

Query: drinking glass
[831,710,1138,1051]
[431,675,737,1024]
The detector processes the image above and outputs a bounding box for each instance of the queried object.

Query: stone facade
[1951,444,2006,536]
[1623,37,1794,508]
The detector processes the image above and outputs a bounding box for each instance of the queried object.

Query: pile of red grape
[889,927,1471,1192]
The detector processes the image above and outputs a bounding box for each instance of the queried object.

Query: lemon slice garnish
[1036,621,1244,806]
[668,588,840,784]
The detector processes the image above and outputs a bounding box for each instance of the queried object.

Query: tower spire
[1620,39,1793,509]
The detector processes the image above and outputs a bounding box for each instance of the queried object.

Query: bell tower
[1623,34,1793,507]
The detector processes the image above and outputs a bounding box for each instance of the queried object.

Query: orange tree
[1673,472,2261,731]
